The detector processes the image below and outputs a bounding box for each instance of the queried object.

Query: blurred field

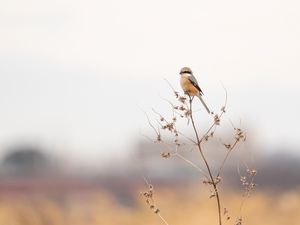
[0,145,300,225]
[0,185,299,225]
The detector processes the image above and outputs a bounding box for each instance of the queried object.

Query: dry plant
[141,80,257,225]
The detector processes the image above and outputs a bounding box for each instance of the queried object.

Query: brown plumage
[179,67,210,114]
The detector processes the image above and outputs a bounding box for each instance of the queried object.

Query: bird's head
[180,67,193,75]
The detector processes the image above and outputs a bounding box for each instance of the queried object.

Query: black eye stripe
[180,70,192,74]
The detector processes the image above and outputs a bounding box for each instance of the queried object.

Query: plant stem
[217,139,239,178]
[189,97,222,225]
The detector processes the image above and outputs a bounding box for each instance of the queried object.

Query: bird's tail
[197,94,210,114]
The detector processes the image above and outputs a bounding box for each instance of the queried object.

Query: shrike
[179,67,210,114]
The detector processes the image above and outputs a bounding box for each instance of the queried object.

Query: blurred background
[1,0,300,224]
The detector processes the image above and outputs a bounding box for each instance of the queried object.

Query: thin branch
[157,212,171,225]
[225,114,236,129]
[188,96,222,225]
[216,139,239,177]
[237,164,257,214]
[200,86,228,142]
[174,152,209,179]
[141,179,172,225]
[164,78,179,97]
[140,108,160,137]
[177,131,197,144]
[152,108,168,123]
[160,96,188,118]
[141,133,156,143]
[200,123,216,142]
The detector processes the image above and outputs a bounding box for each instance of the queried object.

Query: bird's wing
[188,74,204,95]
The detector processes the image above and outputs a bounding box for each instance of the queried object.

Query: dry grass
[0,187,299,225]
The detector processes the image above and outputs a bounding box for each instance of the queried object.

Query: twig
[164,78,179,98]
[174,152,209,179]
[188,96,222,225]
[217,139,239,177]
[176,131,197,144]
[141,108,160,137]
[157,213,171,225]
[200,86,228,142]
[141,179,171,225]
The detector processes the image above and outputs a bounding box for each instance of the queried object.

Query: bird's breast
[180,76,199,96]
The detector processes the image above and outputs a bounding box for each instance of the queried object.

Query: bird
[179,67,210,114]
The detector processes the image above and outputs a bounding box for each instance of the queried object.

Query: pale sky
[1,0,300,165]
